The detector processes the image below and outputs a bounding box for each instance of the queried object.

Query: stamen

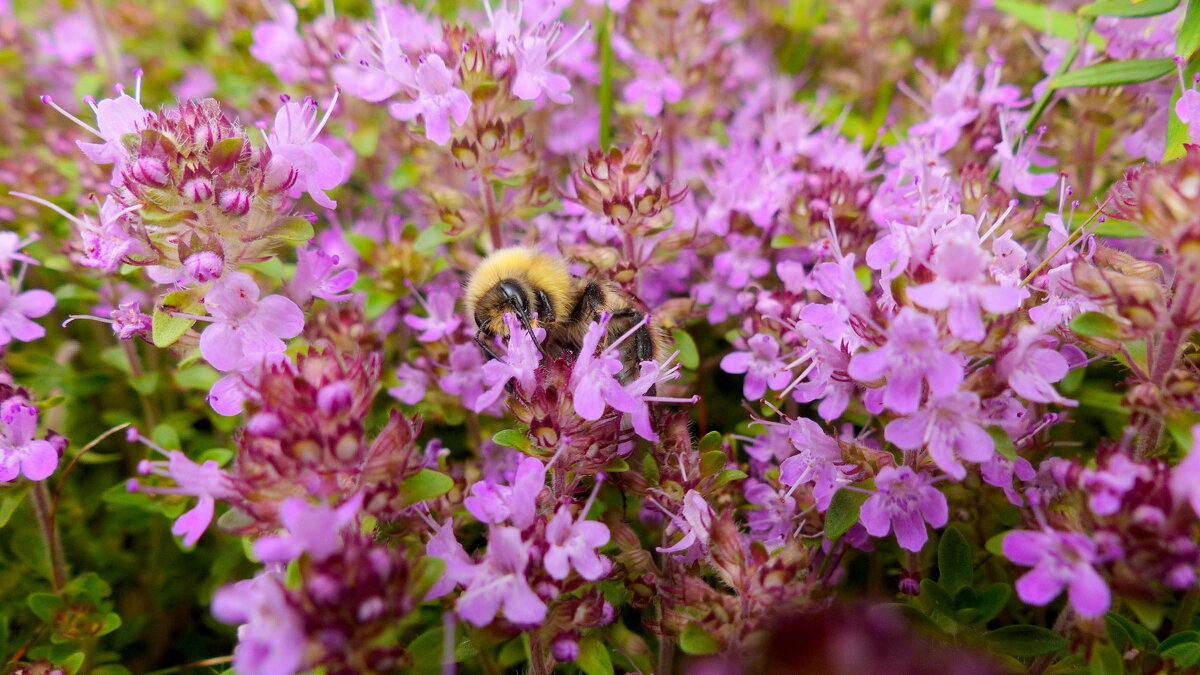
[40,96,102,137]
[309,88,341,143]
[549,21,591,63]
[8,191,87,228]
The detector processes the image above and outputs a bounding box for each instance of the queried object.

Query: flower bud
[318,381,355,416]
[131,157,170,186]
[246,412,283,437]
[551,635,579,662]
[184,250,224,283]
[218,188,251,215]
[182,177,214,202]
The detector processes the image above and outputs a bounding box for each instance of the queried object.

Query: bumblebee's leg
[475,333,503,362]
[608,308,657,392]
[535,289,557,324]
[567,281,608,324]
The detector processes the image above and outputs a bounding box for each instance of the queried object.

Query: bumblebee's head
[473,278,537,339]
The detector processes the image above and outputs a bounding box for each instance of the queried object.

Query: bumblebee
[464,247,662,382]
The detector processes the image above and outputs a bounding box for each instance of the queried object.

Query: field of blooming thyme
[4,0,1200,673]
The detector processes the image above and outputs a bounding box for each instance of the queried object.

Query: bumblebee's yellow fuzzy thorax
[464,247,572,325]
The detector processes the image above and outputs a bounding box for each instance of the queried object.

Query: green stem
[31,481,67,592]
[1023,18,1096,135]
[598,8,615,148]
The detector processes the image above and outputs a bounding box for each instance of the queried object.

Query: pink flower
[623,58,683,116]
[287,247,357,305]
[995,326,1075,406]
[390,362,431,405]
[199,272,305,372]
[0,231,39,277]
[1003,528,1111,617]
[472,314,543,412]
[0,282,55,346]
[249,2,306,83]
[543,505,611,581]
[570,320,639,420]
[513,35,574,104]
[848,308,963,415]
[908,232,1026,342]
[859,466,947,551]
[719,333,790,400]
[69,92,148,167]
[389,54,471,146]
[425,520,479,599]
[403,288,462,342]
[457,526,547,626]
[268,94,347,209]
[656,490,714,562]
[437,345,490,410]
[884,392,995,481]
[253,493,364,563]
[464,456,545,529]
[0,398,59,482]
[1176,89,1200,142]
[131,448,237,547]
[1171,426,1200,517]
[212,573,307,675]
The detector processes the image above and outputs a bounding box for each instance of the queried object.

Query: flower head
[388,54,471,146]
[848,308,963,414]
[1003,528,1111,617]
[859,466,948,551]
[199,272,305,372]
[456,526,547,626]
[543,504,611,581]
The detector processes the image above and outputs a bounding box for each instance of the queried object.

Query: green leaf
[1052,58,1175,89]
[1106,612,1159,651]
[643,454,660,485]
[398,469,455,506]
[985,531,1010,557]
[971,583,1012,625]
[152,289,204,348]
[824,487,870,541]
[409,627,446,669]
[700,451,727,478]
[697,431,722,454]
[1160,631,1200,667]
[27,592,63,621]
[59,653,85,675]
[1079,0,1178,16]
[983,625,1068,657]
[409,556,446,603]
[1089,643,1124,675]
[492,429,531,452]
[0,484,29,528]
[576,637,615,675]
[679,622,721,655]
[129,372,159,395]
[207,136,244,171]
[938,528,973,594]
[1071,311,1126,339]
[174,365,221,390]
[713,469,748,489]
[97,612,122,636]
[1126,596,1164,631]
[272,216,315,244]
[603,458,630,472]
[1093,218,1145,238]
[671,329,699,369]
[1180,0,1200,58]
[987,426,1018,462]
[995,0,1102,44]
[414,222,457,253]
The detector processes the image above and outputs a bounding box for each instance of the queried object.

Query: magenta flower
[656,490,714,562]
[456,526,547,627]
[621,354,695,442]
[403,288,462,343]
[389,54,471,146]
[253,493,364,563]
[425,520,479,599]
[847,308,963,414]
[1082,454,1151,516]
[571,319,639,420]
[199,272,305,372]
[980,454,1036,506]
[1177,89,1200,142]
[131,448,237,547]
[995,326,1075,406]
[779,418,851,510]
[249,2,305,83]
[994,127,1057,196]
[267,94,347,209]
[623,58,683,116]
[908,234,1026,342]
[1003,528,1111,617]
[212,572,307,675]
[0,398,59,482]
[390,362,430,405]
[472,314,543,412]
[859,466,948,551]
[464,456,545,529]
[513,35,574,104]
[52,90,147,167]
[543,505,611,581]
[0,231,39,277]
[719,333,790,400]
[0,282,55,346]
[287,247,357,305]
[1171,426,1200,517]
[437,344,490,410]
[884,391,995,481]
